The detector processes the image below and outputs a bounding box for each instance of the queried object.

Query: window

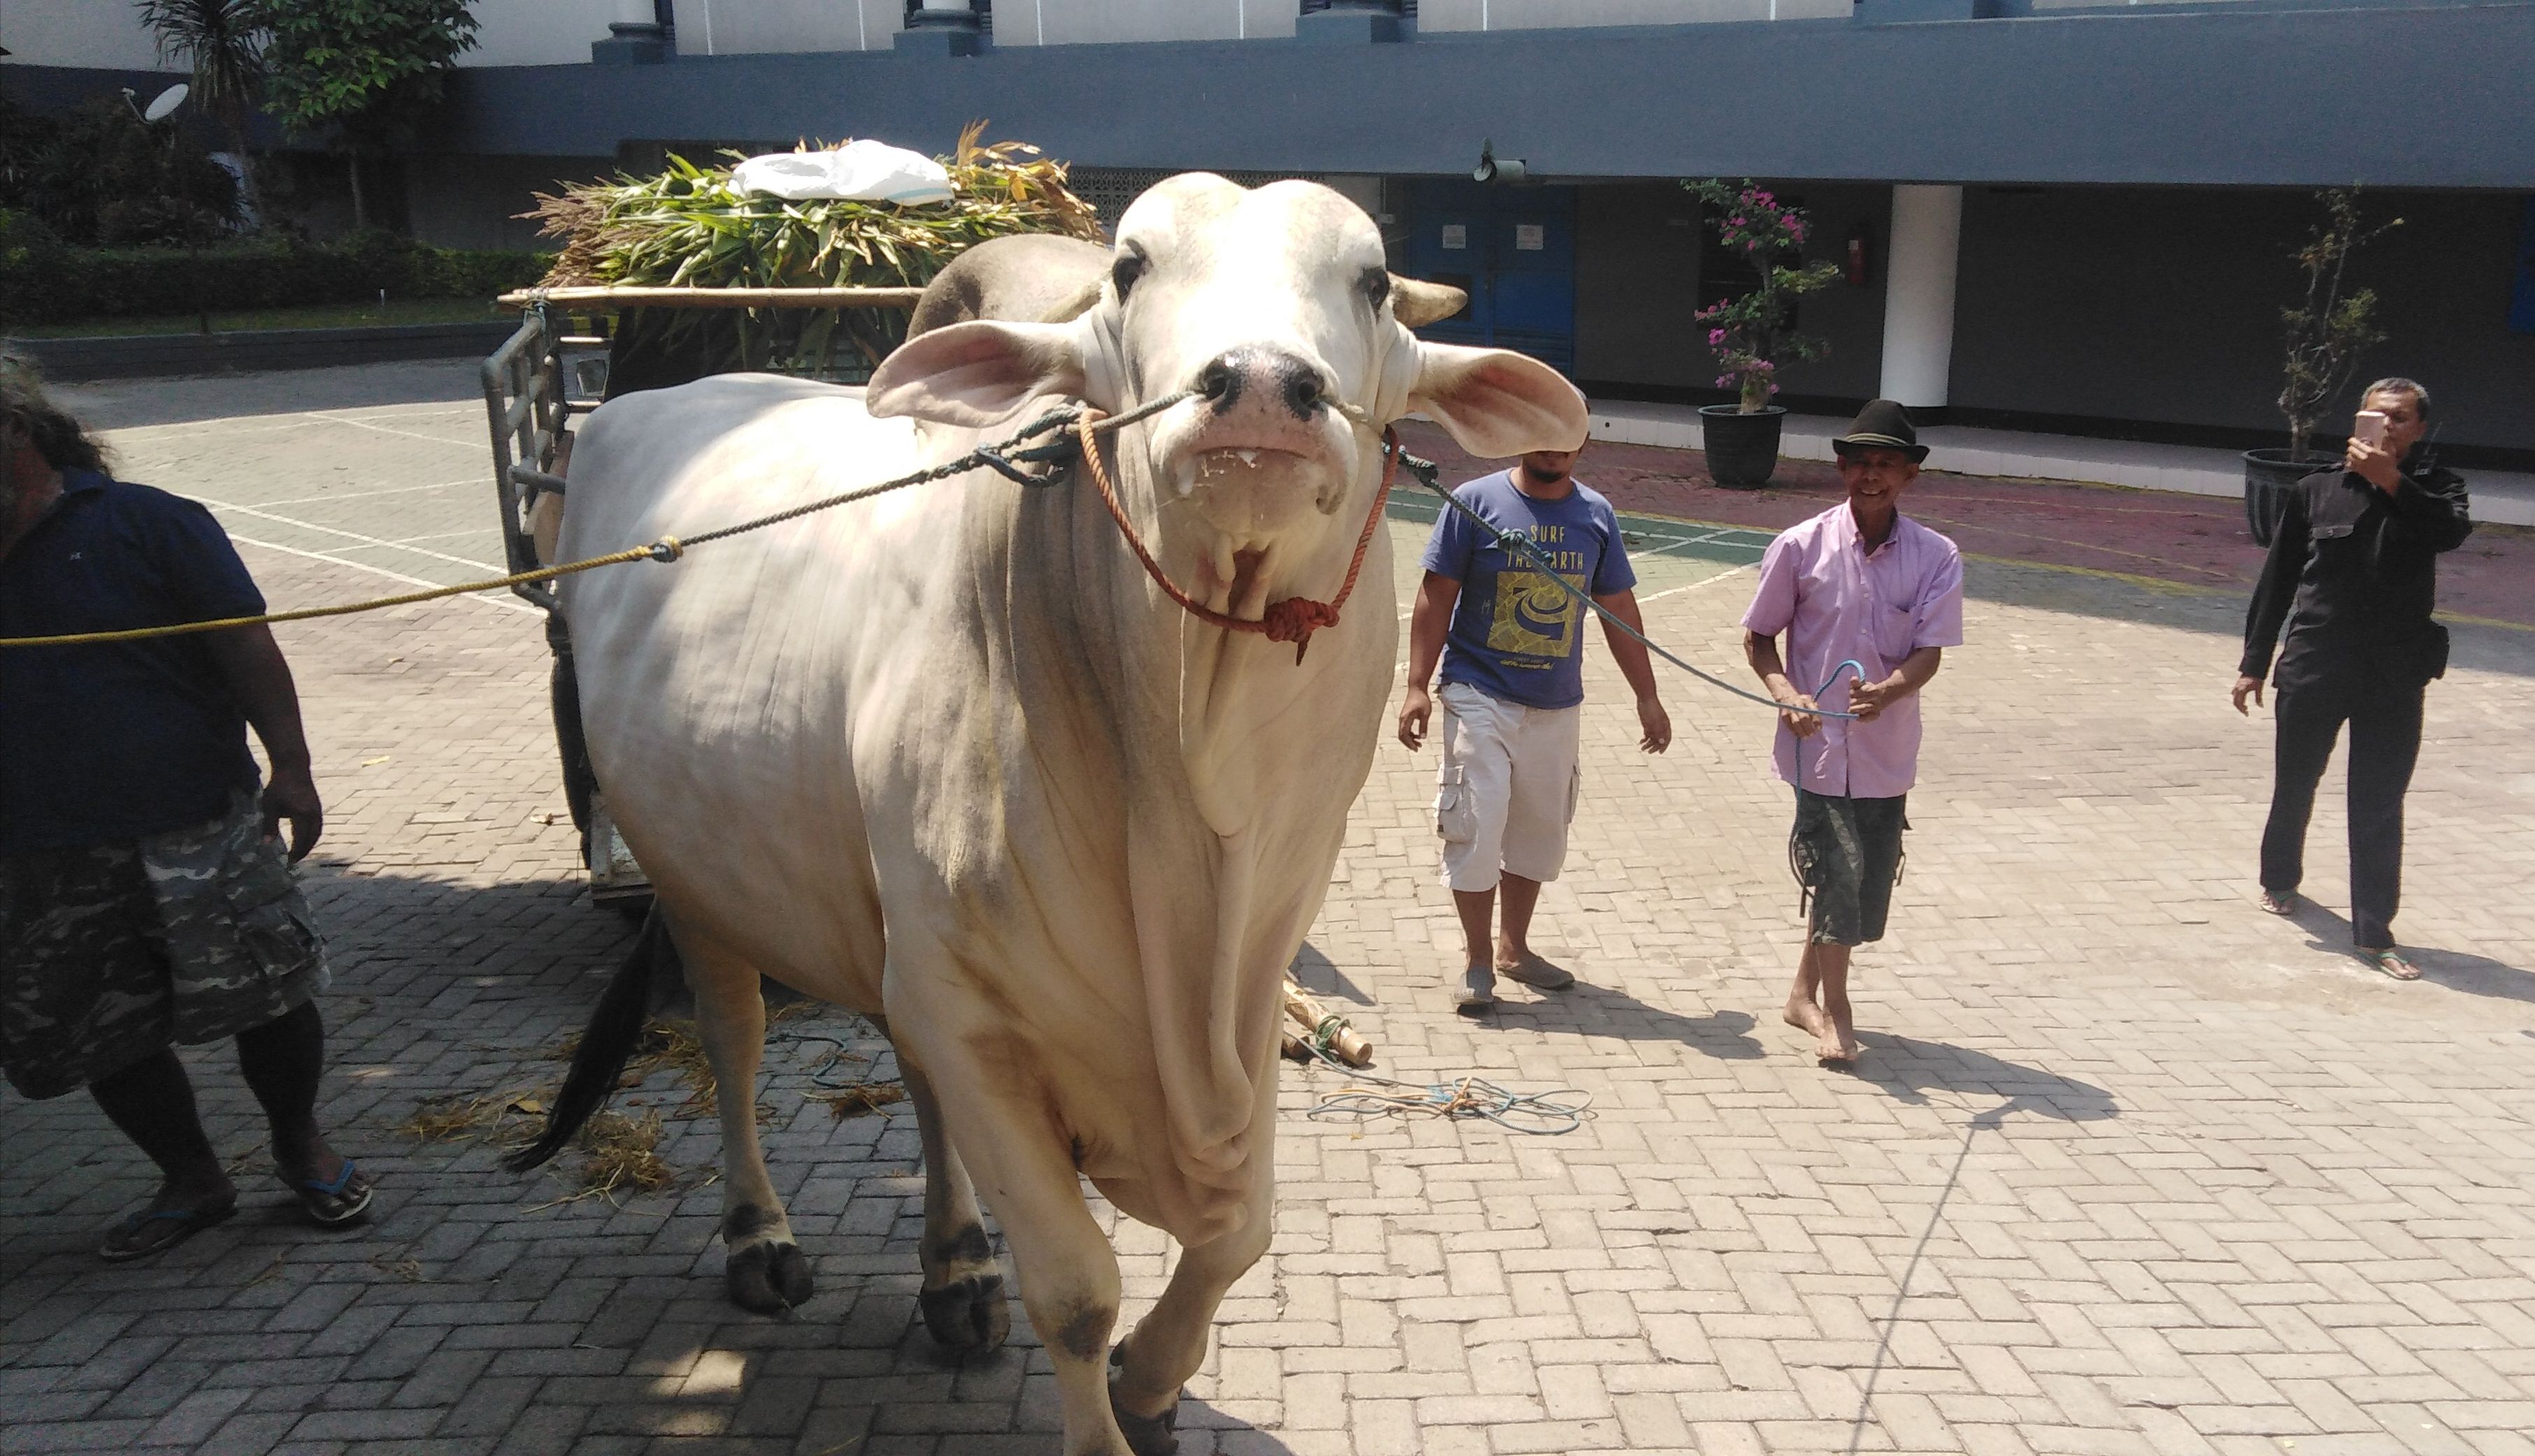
[904,1,994,35]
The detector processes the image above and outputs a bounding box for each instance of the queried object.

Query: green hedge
[0,218,550,328]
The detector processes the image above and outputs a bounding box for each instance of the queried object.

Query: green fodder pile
[524,120,1102,376]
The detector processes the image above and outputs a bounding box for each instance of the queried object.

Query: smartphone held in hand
[2354,410,2389,447]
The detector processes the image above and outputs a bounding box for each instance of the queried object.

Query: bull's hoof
[919,1270,1012,1352]
[725,1240,813,1313]
[1108,1346,1181,1456]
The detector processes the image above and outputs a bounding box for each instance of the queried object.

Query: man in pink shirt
[1740,400,1964,1063]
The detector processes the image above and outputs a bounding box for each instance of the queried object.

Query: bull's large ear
[1390,275,1467,328]
[867,318,1095,426]
[1406,342,1589,458]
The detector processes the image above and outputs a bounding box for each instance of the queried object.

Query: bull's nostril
[1197,360,1237,407]
[1285,374,1322,416]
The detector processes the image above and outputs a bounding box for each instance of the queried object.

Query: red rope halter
[1074,412,1397,664]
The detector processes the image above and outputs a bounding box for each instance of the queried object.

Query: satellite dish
[142,83,190,123]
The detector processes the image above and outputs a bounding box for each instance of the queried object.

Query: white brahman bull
[522,174,1586,1456]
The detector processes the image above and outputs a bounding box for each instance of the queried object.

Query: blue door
[1394,180,1577,374]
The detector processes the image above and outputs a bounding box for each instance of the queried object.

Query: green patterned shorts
[0,794,327,1100]
[1789,789,1909,948]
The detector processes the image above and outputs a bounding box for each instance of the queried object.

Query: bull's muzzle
[1195,348,1330,423]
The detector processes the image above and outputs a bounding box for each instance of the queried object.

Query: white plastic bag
[729,141,954,206]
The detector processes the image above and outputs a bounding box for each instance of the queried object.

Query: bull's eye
[1361,267,1390,310]
[1112,251,1147,302]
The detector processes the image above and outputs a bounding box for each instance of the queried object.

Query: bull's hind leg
[682,937,813,1312]
[902,1061,1011,1352]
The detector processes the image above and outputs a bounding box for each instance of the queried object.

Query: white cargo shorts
[1433,681,1582,893]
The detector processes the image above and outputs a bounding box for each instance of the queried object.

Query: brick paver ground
[6,363,2531,1456]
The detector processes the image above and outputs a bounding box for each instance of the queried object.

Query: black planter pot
[2242,448,2328,546]
[1700,405,1787,489]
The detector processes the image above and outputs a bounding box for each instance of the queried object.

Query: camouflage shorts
[0,794,327,1100]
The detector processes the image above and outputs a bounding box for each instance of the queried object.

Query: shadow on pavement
[1829,1032,2121,1123]
[1290,941,1376,1006]
[1176,1401,1301,1454]
[1507,981,1769,1060]
[2289,899,2535,1001]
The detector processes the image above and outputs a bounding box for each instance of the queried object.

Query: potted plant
[1684,178,1840,488]
[2247,187,2400,545]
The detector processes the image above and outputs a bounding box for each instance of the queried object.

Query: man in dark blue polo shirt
[1,358,371,1259]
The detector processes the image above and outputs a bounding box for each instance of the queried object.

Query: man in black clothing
[2235,379,2471,980]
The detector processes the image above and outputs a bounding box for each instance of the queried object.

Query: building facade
[7,0,2532,460]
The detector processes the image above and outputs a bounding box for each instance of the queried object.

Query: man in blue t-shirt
[1,358,370,1261]
[1397,444,1670,1013]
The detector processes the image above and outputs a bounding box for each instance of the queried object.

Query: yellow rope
[0,388,1198,652]
[0,540,678,648]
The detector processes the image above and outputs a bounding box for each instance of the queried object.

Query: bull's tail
[505,905,680,1172]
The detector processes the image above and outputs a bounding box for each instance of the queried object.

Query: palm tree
[134,0,268,220]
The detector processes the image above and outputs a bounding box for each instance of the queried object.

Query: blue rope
[1303,1057,1592,1135]
[1391,440,1859,720]
[1816,658,1867,699]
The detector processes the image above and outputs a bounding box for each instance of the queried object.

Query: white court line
[185,493,510,576]
[227,533,538,616]
[1640,561,1759,607]
[107,402,476,440]
[382,528,505,546]
[300,412,482,450]
[248,477,484,508]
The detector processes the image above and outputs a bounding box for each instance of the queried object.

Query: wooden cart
[480,286,924,909]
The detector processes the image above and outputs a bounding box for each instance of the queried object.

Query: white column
[1878,183,1964,410]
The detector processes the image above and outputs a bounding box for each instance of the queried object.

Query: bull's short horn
[1390,275,1469,328]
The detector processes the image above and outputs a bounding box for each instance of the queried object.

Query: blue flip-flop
[99,1199,237,1262]
[279,1158,374,1227]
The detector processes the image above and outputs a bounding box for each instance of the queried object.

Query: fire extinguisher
[1847,223,1872,287]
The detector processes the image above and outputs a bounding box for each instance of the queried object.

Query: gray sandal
[99,1198,236,1262]
[1500,953,1574,990]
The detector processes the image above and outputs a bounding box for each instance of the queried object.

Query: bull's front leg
[914,1035,1136,1456]
[901,1059,1011,1351]
[1108,1079,1278,1455]
[682,937,814,1312]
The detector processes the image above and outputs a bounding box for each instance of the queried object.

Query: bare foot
[1822,1004,1862,1063]
[1784,997,1834,1044]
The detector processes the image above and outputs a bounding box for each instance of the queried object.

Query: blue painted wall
[421,5,2535,190]
[1394,181,1578,372]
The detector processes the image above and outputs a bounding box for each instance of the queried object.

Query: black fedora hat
[1831,399,1929,463]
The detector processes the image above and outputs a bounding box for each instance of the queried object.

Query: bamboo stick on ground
[1283,979,1374,1068]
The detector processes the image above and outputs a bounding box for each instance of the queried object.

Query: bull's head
[868,174,1586,622]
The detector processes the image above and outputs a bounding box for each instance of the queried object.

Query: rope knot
[1260,597,1341,662]
[647,536,685,564]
